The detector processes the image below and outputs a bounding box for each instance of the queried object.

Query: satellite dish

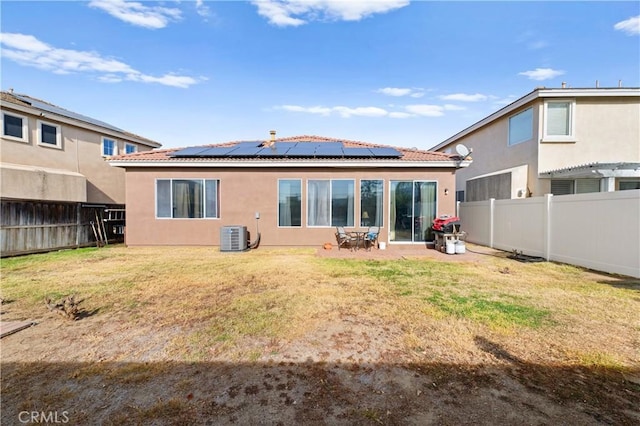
[455,144,471,158]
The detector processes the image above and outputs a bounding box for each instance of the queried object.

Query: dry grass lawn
[1,245,638,425]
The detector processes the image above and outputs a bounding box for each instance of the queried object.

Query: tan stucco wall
[1,162,86,202]
[123,167,458,247]
[445,102,541,196]
[537,98,640,173]
[440,96,640,198]
[1,106,155,204]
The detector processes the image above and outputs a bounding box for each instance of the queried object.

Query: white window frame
[508,107,533,146]
[101,137,118,157]
[155,178,220,219]
[37,119,62,149]
[124,143,137,154]
[542,99,576,143]
[307,179,355,228]
[2,111,29,143]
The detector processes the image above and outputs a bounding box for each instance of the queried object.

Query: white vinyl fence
[458,190,640,278]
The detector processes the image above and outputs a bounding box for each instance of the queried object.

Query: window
[2,112,28,142]
[390,181,437,242]
[307,179,354,227]
[278,179,301,227]
[360,180,383,227]
[456,190,465,202]
[550,179,600,195]
[156,179,220,219]
[543,100,575,141]
[102,137,117,156]
[550,180,574,195]
[466,172,512,201]
[575,179,600,194]
[508,107,532,146]
[37,120,61,148]
[619,180,640,191]
[125,143,137,154]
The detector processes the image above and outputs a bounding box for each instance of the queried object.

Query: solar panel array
[170,141,403,159]
[13,94,125,133]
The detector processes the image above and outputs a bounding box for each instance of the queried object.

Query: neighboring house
[1,90,162,256]
[109,134,470,248]
[1,90,161,204]
[431,86,640,201]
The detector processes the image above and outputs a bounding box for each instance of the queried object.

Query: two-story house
[1,90,161,204]
[1,90,161,255]
[431,86,640,201]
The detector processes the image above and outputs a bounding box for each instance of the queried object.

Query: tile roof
[110,135,460,163]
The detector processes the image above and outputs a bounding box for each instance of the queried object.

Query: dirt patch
[2,310,638,425]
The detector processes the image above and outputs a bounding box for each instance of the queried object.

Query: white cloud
[280,105,333,115]
[614,15,640,36]
[279,101,467,119]
[333,106,388,118]
[405,104,444,117]
[195,0,212,18]
[0,32,201,88]
[518,67,565,81]
[377,87,411,96]
[388,111,414,119]
[88,0,182,29]
[439,93,487,102]
[252,0,409,27]
[443,104,466,111]
[279,104,388,117]
[376,87,424,98]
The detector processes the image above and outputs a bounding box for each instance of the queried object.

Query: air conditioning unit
[220,226,248,252]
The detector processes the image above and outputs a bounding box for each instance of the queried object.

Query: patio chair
[364,226,380,251]
[335,226,356,251]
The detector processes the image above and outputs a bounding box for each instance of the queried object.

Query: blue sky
[1,1,639,150]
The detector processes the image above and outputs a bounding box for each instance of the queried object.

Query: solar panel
[226,146,264,156]
[167,140,403,160]
[170,147,213,157]
[314,142,345,157]
[285,143,318,157]
[13,94,125,133]
[369,147,403,158]
[197,146,237,156]
[258,142,297,156]
[342,148,374,157]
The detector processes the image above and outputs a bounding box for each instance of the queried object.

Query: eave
[430,87,640,151]
[109,159,472,169]
[1,100,162,148]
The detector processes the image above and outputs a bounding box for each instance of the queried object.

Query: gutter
[109,160,472,169]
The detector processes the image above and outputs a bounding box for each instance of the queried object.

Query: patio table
[350,231,368,251]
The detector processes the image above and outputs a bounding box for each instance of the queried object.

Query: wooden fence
[0,200,125,257]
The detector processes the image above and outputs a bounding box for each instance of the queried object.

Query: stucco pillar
[601,177,616,192]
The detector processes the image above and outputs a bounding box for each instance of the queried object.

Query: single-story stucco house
[109,134,470,248]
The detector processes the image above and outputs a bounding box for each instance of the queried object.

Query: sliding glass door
[390,181,437,243]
